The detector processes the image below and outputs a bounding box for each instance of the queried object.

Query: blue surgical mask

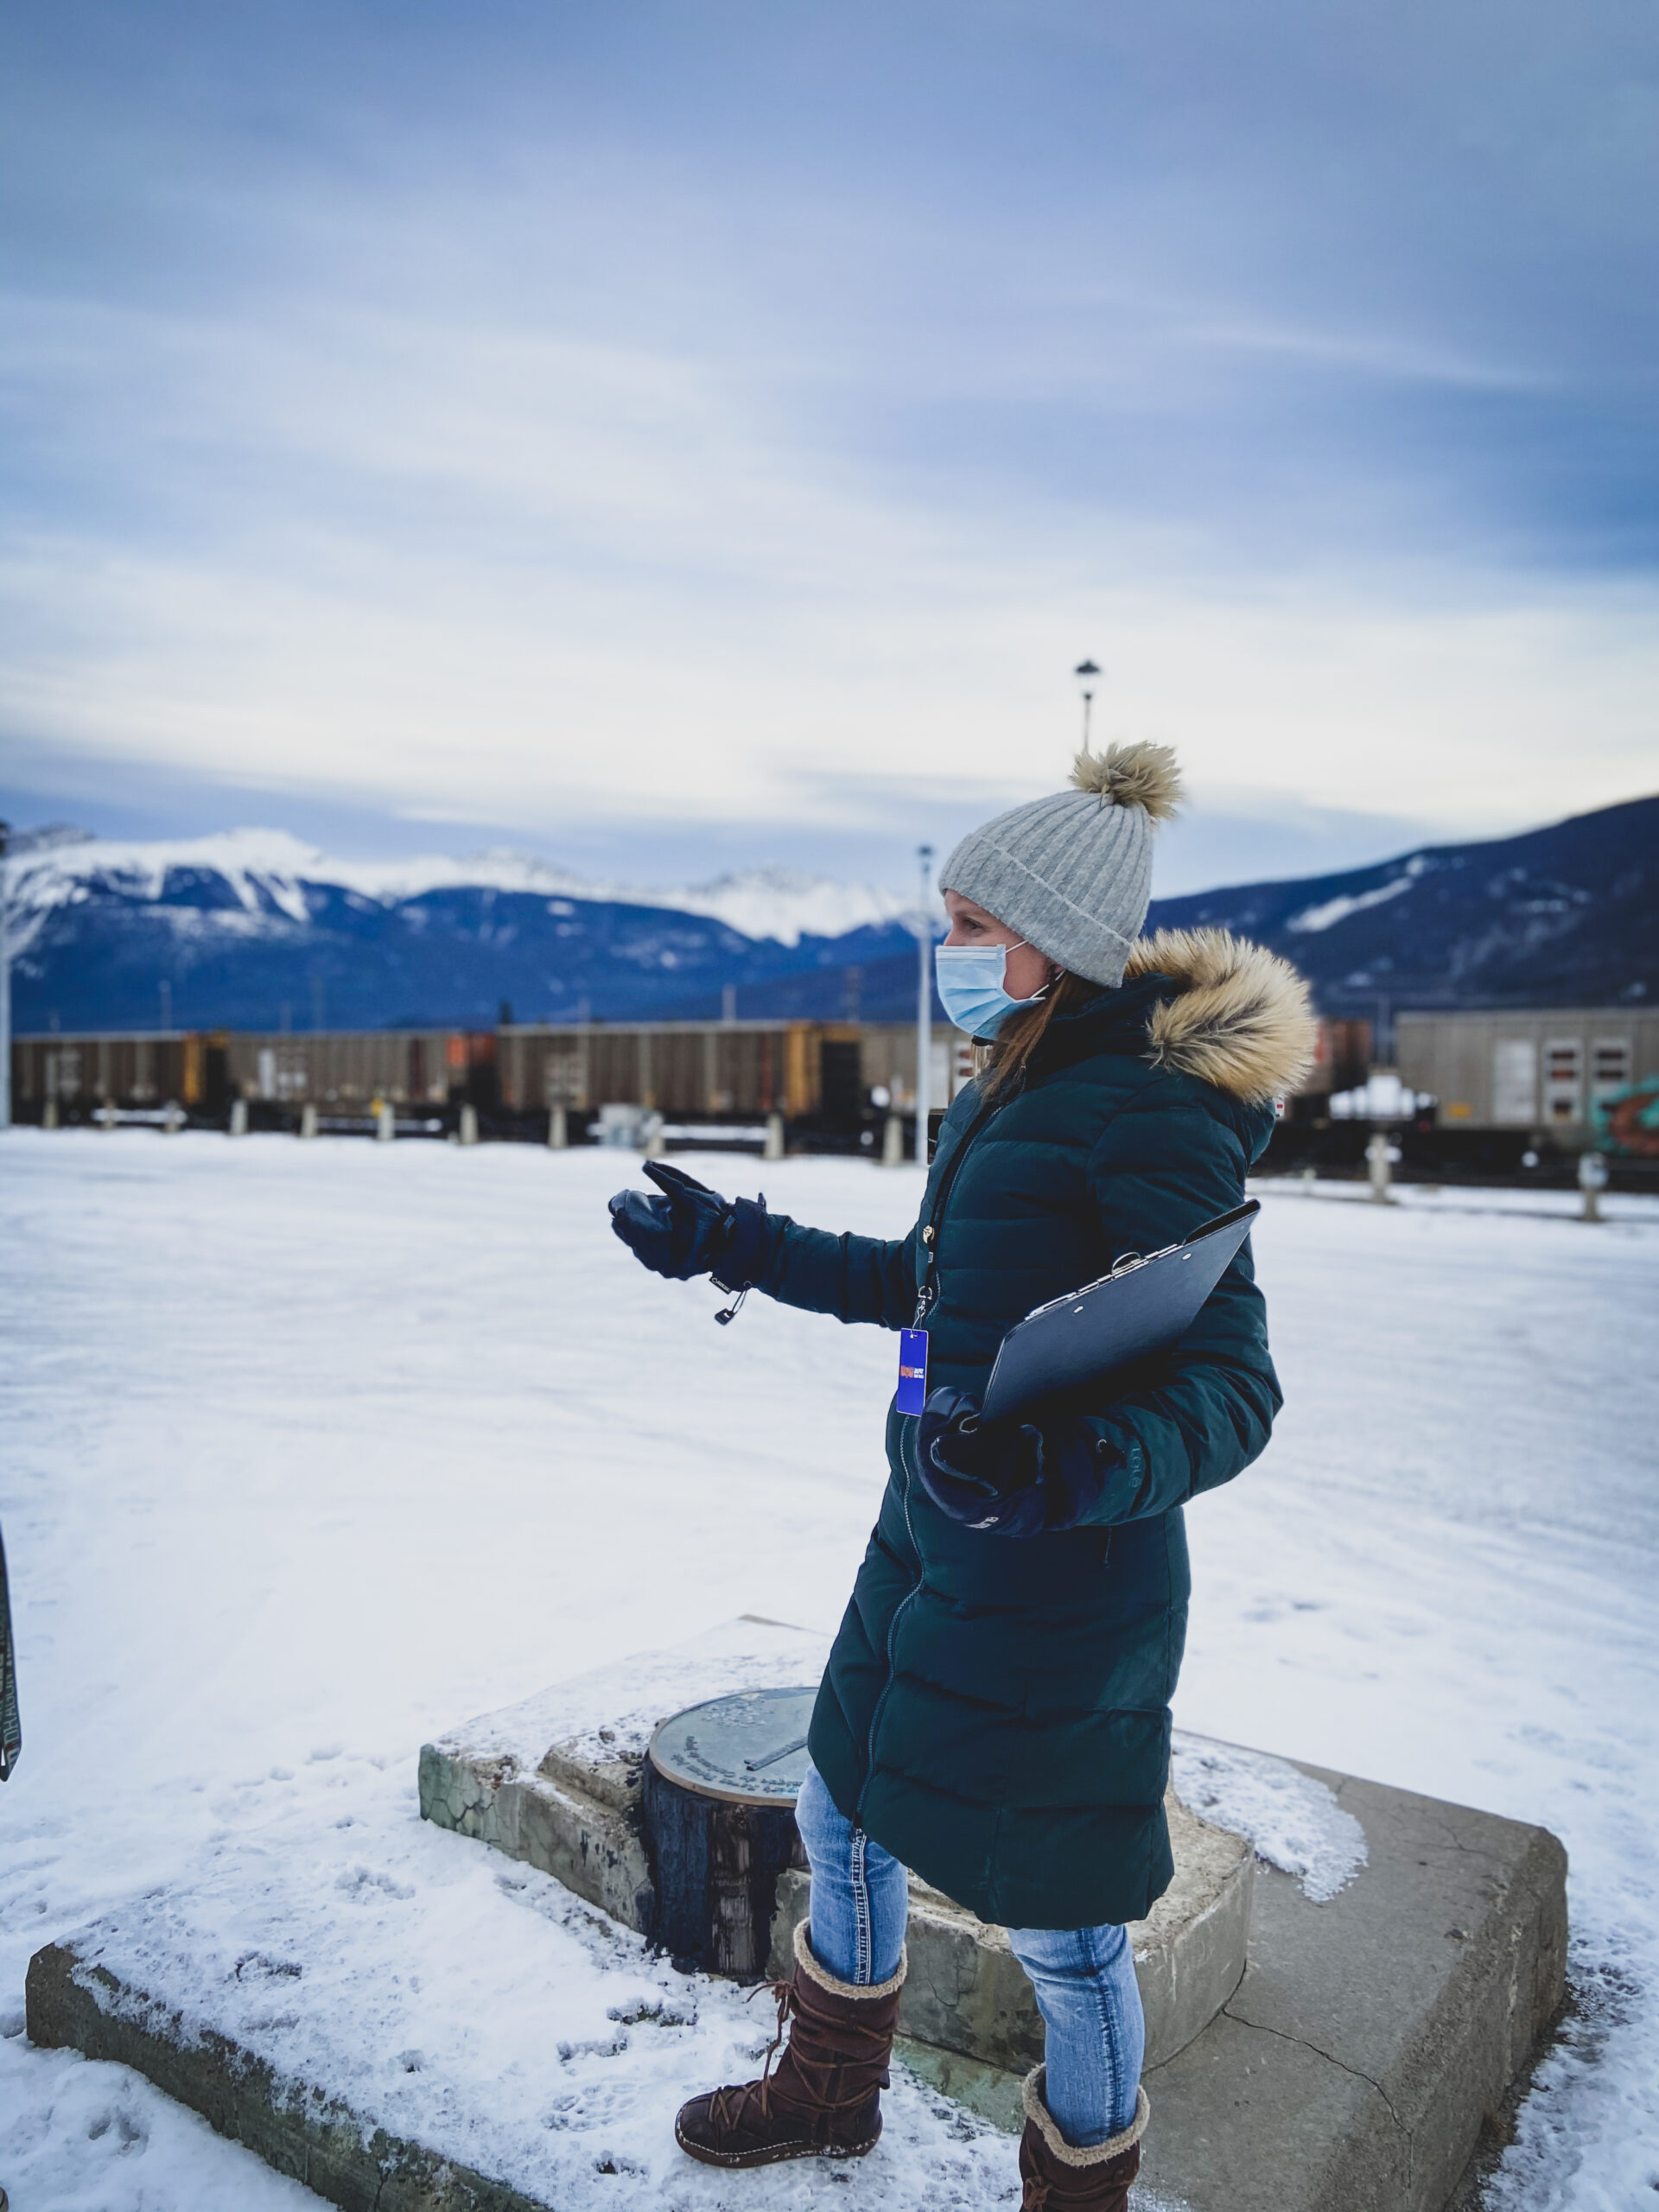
[934,940,1050,1039]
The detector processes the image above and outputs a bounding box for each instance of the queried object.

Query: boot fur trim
[1021,2067,1150,2165]
[796,1920,907,2002]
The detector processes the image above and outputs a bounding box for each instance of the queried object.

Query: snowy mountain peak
[4,827,912,948]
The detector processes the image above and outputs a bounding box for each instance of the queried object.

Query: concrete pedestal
[416,1619,1255,2102]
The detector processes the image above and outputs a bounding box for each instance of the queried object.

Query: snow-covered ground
[1,1132,1656,2209]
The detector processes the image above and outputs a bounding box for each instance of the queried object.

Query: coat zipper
[856,1085,1005,1827]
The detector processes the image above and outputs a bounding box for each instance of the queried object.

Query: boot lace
[706,1974,893,2142]
[707,1978,794,2134]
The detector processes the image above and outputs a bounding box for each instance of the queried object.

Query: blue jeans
[794,1764,1145,2145]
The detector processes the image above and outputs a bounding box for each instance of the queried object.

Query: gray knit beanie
[939,741,1184,988]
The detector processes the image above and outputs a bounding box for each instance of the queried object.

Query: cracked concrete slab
[1137,1758,1567,2212]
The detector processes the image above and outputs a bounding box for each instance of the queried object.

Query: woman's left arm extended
[918,1089,1281,1534]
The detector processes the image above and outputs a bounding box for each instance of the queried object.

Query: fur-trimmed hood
[1124,927,1317,1107]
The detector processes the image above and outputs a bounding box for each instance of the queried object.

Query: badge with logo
[896,1327,930,1415]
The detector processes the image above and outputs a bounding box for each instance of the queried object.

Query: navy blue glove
[607,1161,772,1301]
[916,1387,1129,1537]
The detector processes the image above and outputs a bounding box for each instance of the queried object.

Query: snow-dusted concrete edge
[23,1942,537,2212]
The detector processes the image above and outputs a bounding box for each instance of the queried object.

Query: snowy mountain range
[6,795,1654,1033]
[3,828,926,1032]
[5,829,911,950]
[1148,791,1656,1019]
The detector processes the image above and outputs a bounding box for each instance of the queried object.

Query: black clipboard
[979,1200,1260,1425]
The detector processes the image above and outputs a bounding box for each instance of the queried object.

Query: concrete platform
[417,1618,1255,2092]
[25,1624,1567,2212]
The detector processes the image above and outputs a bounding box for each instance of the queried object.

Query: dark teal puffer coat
[753,929,1314,1930]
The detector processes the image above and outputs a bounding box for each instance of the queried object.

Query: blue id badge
[897,1328,930,1415]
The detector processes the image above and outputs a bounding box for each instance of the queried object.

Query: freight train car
[8,1028,499,1120]
[10,1031,231,1120]
[497,1020,972,1128]
[221,1029,495,1108]
[1396,1007,1659,1154]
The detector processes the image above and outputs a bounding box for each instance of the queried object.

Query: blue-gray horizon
[3,0,1656,883]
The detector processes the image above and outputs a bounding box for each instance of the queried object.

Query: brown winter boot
[674,1922,906,2168]
[1019,2065,1150,2209]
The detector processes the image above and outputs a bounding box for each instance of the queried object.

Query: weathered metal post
[1365,1130,1394,1204]
[763,1109,785,1163]
[547,1103,568,1150]
[643,1688,813,1977]
[914,844,934,1165]
[1578,1149,1609,1223]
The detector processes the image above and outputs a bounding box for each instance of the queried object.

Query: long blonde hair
[974,969,1099,1104]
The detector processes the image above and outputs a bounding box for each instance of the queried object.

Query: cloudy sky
[3,0,1656,895]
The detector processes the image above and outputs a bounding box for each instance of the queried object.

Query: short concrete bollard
[1578,1148,1609,1222]
[374,1100,395,1142]
[642,1113,666,1160]
[763,1110,785,1162]
[458,1103,480,1146]
[881,1110,904,1166]
[299,1103,319,1141]
[99,1102,116,1132]
[42,1098,59,1130]
[162,1102,186,1135]
[547,1103,568,1150]
[229,1098,249,1137]
[1365,1128,1395,1203]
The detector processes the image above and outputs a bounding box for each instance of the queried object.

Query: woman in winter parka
[609,744,1315,2209]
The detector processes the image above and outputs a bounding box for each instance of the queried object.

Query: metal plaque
[647,1685,818,1808]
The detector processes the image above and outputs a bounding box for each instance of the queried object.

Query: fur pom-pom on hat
[1071,740,1184,824]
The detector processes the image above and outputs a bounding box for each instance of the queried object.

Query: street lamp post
[915,842,935,1165]
[1074,658,1102,753]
